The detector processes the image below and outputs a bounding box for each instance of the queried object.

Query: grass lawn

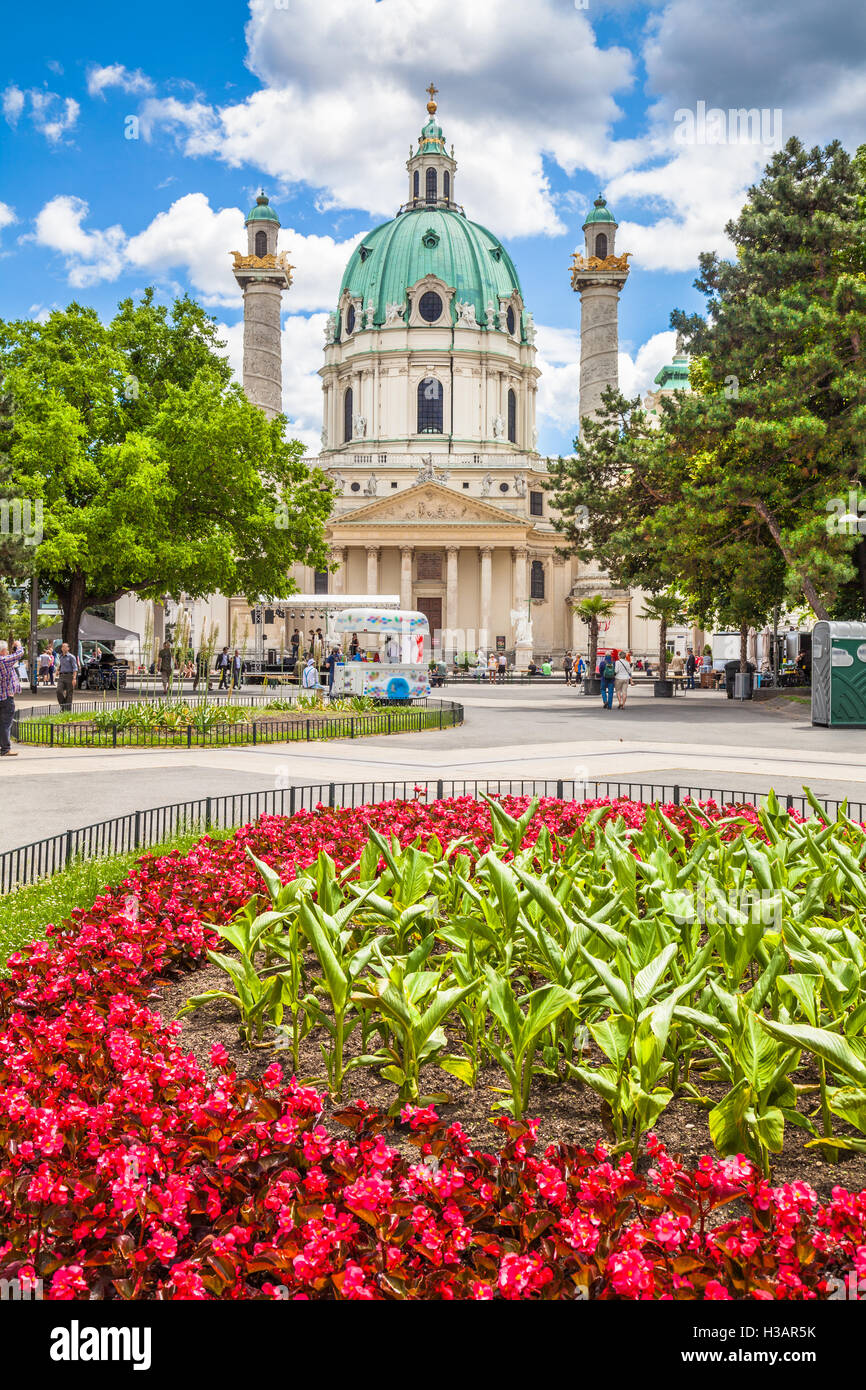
[0,828,230,970]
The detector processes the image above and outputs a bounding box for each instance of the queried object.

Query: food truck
[331,607,431,700]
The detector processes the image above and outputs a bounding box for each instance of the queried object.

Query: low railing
[0,776,856,895]
[13,699,463,749]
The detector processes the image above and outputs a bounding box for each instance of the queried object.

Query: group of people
[0,639,81,760]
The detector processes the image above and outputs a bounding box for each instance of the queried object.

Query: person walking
[56,642,79,710]
[575,654,586,686]
[563,650,573,685]
[685,649,697,690]
[614,650,633,708]
[38,646,53,686]
[324,645,341,694]
[600,649,616,710]
[0,639,24,757]
[229,648,244,691]
[487,651,497,684]
[158,639,173,695]
[215,647,231,690]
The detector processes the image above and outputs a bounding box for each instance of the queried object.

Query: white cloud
[4,88,79,144]
[32,189,359,314]
[536,323,679,435]
[2,85,25,126]
[137,0,636,238]
[33,196,126,285]
[86,64,154,99]
[0,202,15,236]
[214,311,325,454]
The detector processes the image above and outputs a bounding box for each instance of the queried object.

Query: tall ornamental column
[231,195,292,421]
[400,545,414,610]
[366,546,380,596]
[570,195,629,426]
[445,546,459,647]
[479,545,493,649]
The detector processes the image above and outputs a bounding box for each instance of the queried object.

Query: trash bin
[811,621,866,726]
[733,671,752,700]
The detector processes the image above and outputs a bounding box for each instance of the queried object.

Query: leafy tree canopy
[0,291,334,646]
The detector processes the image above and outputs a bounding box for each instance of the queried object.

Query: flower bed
[2,792,866,1300]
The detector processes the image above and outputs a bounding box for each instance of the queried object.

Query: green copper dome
[654,355,691,391]
[337,206,525,337]
[583,194,616,225]
[246,194,280,224]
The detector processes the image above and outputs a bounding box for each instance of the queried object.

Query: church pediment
[330,480,525,527]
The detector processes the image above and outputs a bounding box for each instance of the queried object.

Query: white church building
[117,88,663,667]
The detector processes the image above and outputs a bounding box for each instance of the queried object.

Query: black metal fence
[0,776,859,895]
[13,699,463,748]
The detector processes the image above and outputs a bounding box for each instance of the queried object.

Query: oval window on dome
[506,305,516,336]
[346,304,356,335]
[418,291,443,323]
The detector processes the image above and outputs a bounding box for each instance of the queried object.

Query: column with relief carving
[366,545,380,596]
[400,545,413,610]
[479,546,493,649]
[445,546,459,652]
[551,554,568,650]
[332,546,346,595]
[512,546,531,669]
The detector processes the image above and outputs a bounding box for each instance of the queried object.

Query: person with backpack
[600,649,616,709]
[614,650,633,708]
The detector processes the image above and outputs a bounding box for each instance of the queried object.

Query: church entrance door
[416,596,442,650]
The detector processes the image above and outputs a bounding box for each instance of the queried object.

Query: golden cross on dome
[426,82,438,114]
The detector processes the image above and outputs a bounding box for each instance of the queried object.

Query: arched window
[413,170,419,200]
[443,170,450,201]
[425,168,437,204]
[595,232,608,259]
[344,387,353,443]
[507,388,517,443]
[254,229,268,257]
[417,377,443,433]
[530,560,545,600]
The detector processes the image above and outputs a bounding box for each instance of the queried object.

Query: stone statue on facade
[353,413,367,438]
[384,301,405,326]
[492,413,505,440]
[510,609,533,647]
[524,312,537,345]
[320,425,328,450]
[364,299,375,329]
[455,299,478,328]
[416,454,450,484]
[324,312,337,345]
[483,299,495,328]
[514,472,527,497]
[481,473,493,496]
[363,472,377,496]
[330,472,344,494]
[497,301,509,332]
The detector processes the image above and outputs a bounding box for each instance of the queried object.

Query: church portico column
[366,545,380,595]
[445,546,459,650]
[479,545,493,649]
[512,546,532,669]
[400,545,414,610]
[552,554,568,652]
[331,546,346,595]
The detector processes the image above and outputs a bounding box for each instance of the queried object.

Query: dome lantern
[406,83,458,211]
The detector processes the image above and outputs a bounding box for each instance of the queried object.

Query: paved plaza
[2,683,865,853]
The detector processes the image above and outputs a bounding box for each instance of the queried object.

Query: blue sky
[1,0,863,456]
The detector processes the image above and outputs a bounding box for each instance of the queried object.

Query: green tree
[669,137,866,619]
[574,594,615,677]
[0,293,333,647]
[639,592,683,677]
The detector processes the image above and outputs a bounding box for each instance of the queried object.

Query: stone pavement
[2,684,865,854]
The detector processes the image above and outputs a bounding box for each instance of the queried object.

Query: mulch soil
[156,958,866,1200]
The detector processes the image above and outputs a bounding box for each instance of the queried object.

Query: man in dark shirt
[56,643,79,710]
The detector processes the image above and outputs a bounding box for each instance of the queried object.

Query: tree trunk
[659,619,667,676]
[751,498,830,620]
[740,620,748,674]
[58,574,88,650]
[588,618,598,675]
[856,535,866,617]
